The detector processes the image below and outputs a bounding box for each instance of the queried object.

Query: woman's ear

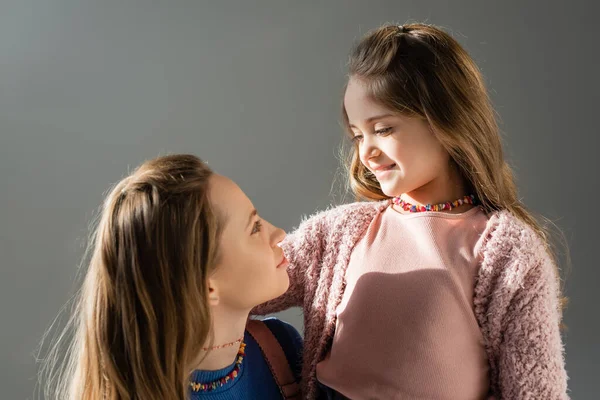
[207,279,220,306]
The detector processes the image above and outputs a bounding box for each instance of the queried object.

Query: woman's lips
[276,254,289,268]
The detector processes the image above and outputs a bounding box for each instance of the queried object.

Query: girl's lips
[373,164,397,177]
[371,163,396,172]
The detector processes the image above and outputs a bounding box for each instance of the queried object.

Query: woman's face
[207,174,289,311]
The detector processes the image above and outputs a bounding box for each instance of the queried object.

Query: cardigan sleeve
[495,253,569,399]
[251,210,328,315]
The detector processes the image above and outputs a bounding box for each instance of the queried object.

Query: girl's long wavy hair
[39,154,222,399]
[341,23,568,312]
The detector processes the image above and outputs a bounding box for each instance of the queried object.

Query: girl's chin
[379,184,403,198]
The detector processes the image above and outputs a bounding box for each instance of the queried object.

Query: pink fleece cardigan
[253,201,569,399]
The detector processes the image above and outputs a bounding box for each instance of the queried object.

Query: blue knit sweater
[189,318,303,399]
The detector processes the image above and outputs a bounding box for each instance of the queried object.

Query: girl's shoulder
[483,209,548,256]
[323,199,388,218]
[294,200,387,236]
[477,209,555,283]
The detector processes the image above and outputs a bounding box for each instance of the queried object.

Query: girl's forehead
[345,83,393,124]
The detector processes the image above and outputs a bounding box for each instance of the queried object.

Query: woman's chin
[271,273,291,301]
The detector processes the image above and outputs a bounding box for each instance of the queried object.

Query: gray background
[1,0,598,398]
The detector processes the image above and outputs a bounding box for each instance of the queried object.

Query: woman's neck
[193,308,249,372]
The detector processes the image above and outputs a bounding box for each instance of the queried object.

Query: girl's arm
[496,255,569,399]
[252,211,328,315]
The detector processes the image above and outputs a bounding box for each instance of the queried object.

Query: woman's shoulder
[261,317,302,344]
[259,318,303,379]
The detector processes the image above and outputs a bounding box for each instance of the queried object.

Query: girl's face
[344,77,451,198]
[207,174,289,311]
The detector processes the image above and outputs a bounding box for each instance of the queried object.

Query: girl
[41,154,303,399]
[254,23,569,399]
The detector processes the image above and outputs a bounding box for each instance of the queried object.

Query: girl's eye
[351,127,391,144]
[375,127,393,135]
[351,135,363,144]
[251,220,263,235]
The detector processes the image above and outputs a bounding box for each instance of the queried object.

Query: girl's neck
[397,166,473,214]
[193,308,249,372]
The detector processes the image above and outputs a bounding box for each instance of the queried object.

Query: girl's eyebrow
[349,113,394,128]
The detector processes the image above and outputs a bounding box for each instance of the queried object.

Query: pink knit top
[252,201,569,399]
[316,206,491,399]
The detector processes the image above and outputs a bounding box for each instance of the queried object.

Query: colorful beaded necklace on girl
[189,341,246,392]
[392,194,477,213]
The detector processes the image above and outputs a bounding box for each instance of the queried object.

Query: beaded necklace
[189,342,246,392]
[202,336,243,351]
[392,194,477,213]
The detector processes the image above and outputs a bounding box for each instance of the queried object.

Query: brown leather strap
[246,319,301,399]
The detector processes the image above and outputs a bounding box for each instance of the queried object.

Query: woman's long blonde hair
[40,154,222,399]
[342,23,568,309]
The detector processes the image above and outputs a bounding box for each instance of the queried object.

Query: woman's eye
[251,220,262,235]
